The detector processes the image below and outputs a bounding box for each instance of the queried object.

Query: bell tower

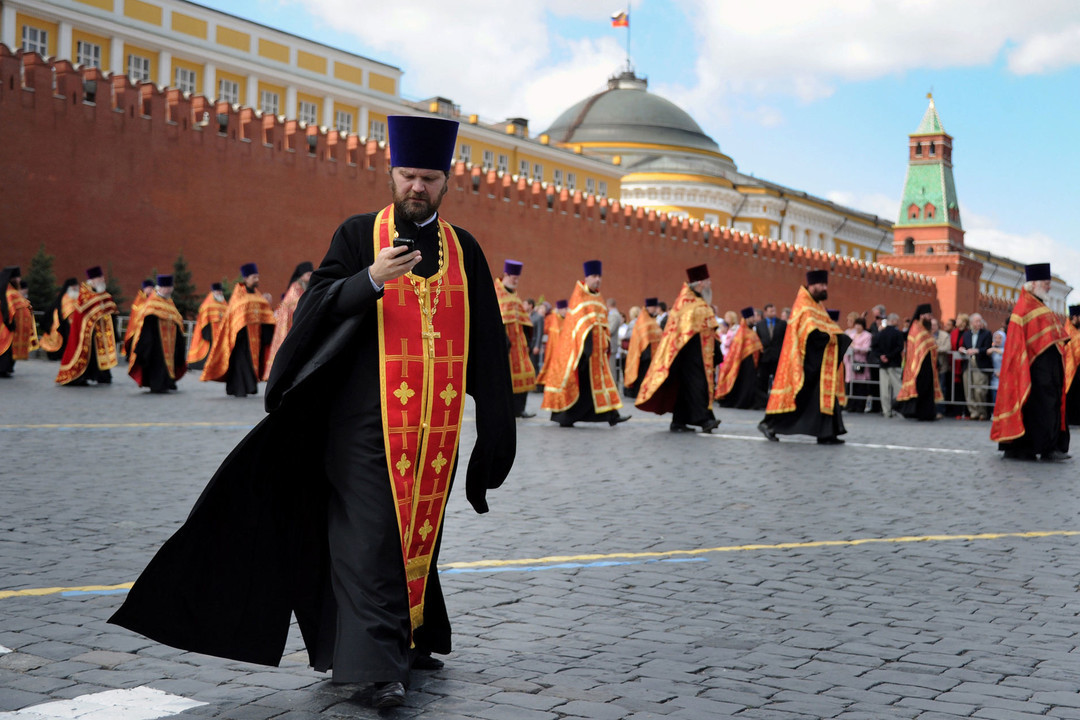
[880,94,981,320]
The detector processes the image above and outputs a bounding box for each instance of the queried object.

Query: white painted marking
[0,645,12,654]
[0,687,207,719]
[700,432,979,454]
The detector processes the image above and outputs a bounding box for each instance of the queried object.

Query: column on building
[158,50,172,88]
[2,4,18,49]
[58,21,72,61]
[285,86,297,121]
[324,95,334,129]
[110,35,123,75]
[204,62,216,100]
[246,73,258,108]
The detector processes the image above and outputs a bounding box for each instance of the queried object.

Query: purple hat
[387,115,459,172]
[645,297,658,307]
[583,260,602,277]
[240,263,258,277]
[86,266,104,280]
[156,274,173,287]
[142,279,154,289]
[806,269,828,286]
[740,306,755,319]
[686,264,709,283]
[1025,263,1051,282]
[210,282,223,292]
[827,309,840,322]
[556,299,568,310]
[503,260,523,276]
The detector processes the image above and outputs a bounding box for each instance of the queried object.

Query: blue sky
[196,0,1080,299]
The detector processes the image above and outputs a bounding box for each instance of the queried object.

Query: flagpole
[626,8,631,70]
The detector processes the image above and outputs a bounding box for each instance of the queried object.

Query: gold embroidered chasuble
[636,284,718,408]
[374,206,470,635]
[1,286,38,359]
[623,311,661,388]
[126,292,187,382]
[494,278,535,394]
[539,281,622,414]
[56,284,119,385]
[765,286,847,415]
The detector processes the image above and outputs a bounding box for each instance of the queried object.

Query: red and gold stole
[535,312,563,384]
[895,320,943,403]
[264,281,306,380]
[623,311,661,387]
[122,289,152,355]
[494,278,535,394]
[57,284,119,385]
[38,295,76,354]
[126,293,187,384]
[765,286,846,415]
[200,285,275,382]
[0,286,38,359]
[374,205,469,635]
[539,281,622,413]
[714,318,763,400]
[186,293,227,364]
[636,284,718,407]
[991,289,1069,442]
[1064,322,1080,394]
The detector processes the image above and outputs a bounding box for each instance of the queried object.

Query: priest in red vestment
[200,264,275,397]
[895,303,943,421]
[0,267,38,377]
[57,266,119,386]
[495,259,536,417]
[126,275,188,393]
[715,306,765,409]
[623,297,662,399]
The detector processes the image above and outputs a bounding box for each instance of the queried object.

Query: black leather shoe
[699,417,721,433]
[669,423,692,433]
[1042,450,1072,462]
[371,682,406,708]
[609,414,631,426]
[757,420,778,442]
[411,652,445,670]
[817,436,845,445]
[517,411,536,419]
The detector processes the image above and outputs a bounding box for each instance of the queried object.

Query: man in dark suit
[870,313,905,417]
[959,312,993,420]
[756,302,787,398]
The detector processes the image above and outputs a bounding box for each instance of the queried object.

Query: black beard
[810,288,828,302]
[922,318,932,331]
[246,281,259,291]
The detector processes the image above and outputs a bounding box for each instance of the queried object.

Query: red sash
[0,287,38,359]
[494,279,535,393]
[57,284,119,385]
[714,319,763,400]
[127,293,187,385]
[895,320,943,403]
[766,286,846,415]
[375,205,469,636]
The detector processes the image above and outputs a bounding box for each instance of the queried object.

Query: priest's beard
[810,288,828,302]
[392,180,448,224]
[922,318,932,331]
[90,279,106,293]
[1031,286,1049,301]
[699,286,713,305]
[245,281,259,292]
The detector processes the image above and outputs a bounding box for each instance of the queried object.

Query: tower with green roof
[892,94,965,254]
[886,94,982,322]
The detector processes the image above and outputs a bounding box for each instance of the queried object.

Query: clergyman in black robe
[110,115,516,709]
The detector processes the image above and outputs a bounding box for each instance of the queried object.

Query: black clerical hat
[503,260,523,276]
[686,264,709,282]
[806,269,828,285]
[240,263,258,278]
[914,303,932,317]
[156,275,173,287]
[388,115,458,172]
[583,260,602,277]
[86,266,104,280]
[740,306,755,319]
[645,297,658,307]
[1024,263,1051,281]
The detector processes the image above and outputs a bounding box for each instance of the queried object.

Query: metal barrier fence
[841,350,996,416]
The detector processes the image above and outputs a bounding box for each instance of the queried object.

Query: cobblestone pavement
[1,356,1078,719]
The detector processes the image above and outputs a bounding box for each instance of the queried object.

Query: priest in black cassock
[110,115,516,709]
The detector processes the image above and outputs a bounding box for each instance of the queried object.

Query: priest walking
[495,259,536,417]
[200,264,275,397]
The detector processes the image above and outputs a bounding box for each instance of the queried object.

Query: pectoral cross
[422,328,440,355]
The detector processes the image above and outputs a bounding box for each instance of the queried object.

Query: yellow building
[1,0,620,197]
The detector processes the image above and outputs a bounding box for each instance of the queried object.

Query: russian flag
[611,10,629,27]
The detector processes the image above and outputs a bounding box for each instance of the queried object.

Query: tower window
[903,237,915,254]
[914,142,922,157]
[908,204,920,220]
[928,142,936,157]
[924,203,935,219]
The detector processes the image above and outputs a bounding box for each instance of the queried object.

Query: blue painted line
[442,557,708,574]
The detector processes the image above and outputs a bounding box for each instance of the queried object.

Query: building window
[903,237,915,254]
[586,178,595,195]
[260,90,280,115]
[482,150,494,170]
[518,159,529,178]
[497,154,508,174]
[532,163,543,182]
[335,110,353,134]
[924,203,935,219]
[218,78,240,104]
[298,101,318,125]
[21,26,48,55]
[598,181,608,198]
[567,173,576,192]
[928,142,936,157]
[76,40,102,69]
[914,142,922,157]
[553,169,563,187]
[175,67,198,94]
[127,54,151,83]
[369,119,386,142]
[459,144,471,163]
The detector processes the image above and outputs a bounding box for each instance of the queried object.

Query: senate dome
[543,71,737,174]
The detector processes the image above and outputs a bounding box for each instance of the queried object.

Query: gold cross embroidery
[431,451,447,475]
[440,383,458,406]
[393,381,414,405]
[418,519,434,541]
[423,328,441,356]
[395,453,411,477]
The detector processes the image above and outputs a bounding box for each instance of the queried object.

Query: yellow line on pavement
[441,530,1080,569]
[0,582,133,600]
[4,531,1077,600]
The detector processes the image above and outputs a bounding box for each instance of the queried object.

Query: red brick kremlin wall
[2,47,937,320]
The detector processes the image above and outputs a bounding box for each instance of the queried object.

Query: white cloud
[825,191,898,223]
[1007,24,1080,74]
[963,208,1079,296]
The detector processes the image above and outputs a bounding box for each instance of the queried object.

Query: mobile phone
[393,236,415,250]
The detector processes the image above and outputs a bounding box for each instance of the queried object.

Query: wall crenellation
[2,43,939,317]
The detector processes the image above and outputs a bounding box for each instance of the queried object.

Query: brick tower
[881,94,982,320]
